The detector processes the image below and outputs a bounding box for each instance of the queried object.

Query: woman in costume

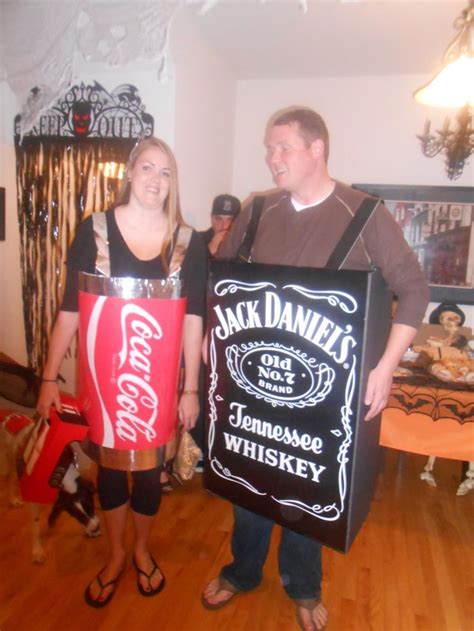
[37,137,207,607]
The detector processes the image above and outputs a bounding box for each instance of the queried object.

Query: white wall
[0,81,27,363]
[170,10,237,230]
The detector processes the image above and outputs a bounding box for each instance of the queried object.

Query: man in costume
[201,107,429,630]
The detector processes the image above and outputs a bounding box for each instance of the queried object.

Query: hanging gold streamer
[15,139,134,373]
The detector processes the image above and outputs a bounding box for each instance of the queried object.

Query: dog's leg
[420,455,437,487]
[7,441,23,507]
[28,503,46,563]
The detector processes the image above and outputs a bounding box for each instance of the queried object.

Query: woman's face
[128,146,171,211]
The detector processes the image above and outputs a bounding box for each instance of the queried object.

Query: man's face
[265,123,321,197]
[212,214,234,234]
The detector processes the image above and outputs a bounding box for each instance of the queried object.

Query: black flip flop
[133,555,166,597]
[84,567,121,608]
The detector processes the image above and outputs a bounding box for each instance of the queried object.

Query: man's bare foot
[295,598,328,631]
[201,576,241,610]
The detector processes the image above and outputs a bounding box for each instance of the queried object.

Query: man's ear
[310,138,325,159]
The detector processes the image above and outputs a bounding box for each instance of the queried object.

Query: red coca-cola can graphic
[78,273,186,471]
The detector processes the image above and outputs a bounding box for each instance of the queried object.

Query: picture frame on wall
[0,187,5,241]
[353,184,474,305]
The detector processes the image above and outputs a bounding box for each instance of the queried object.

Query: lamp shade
[414,56,474,108]
[414,1,473,108]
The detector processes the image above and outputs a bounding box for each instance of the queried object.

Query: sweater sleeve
[364,204,429,328]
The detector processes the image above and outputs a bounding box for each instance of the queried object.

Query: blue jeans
[221,505,322,600]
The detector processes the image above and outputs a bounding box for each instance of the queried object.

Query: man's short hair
[269,107,330,162]
[212,194,241,217]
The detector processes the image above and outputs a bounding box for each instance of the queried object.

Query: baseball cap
[212,194,241,217]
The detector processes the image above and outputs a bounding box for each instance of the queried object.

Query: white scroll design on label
[208,329,268,496]
[215,279,276,296]
[226,341,335,408]
[284,285,358,314]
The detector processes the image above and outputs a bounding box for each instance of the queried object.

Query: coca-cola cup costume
[78,213,190,471]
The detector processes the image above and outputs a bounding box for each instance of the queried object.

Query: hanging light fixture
[414,1,473,179]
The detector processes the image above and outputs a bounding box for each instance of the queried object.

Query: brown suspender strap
[325,196,381,270]
[236,195,265,263]
[92,212,192,278]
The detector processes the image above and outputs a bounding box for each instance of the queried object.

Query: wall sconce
[414,1,473,179]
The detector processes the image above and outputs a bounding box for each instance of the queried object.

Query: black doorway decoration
[14,82,154,373]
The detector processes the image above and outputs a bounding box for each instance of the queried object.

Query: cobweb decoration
[1,2,178,137]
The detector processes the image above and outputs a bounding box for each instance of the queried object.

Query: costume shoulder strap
[325,196,381,270]
[169,225,193,278]
[236,195,265,263]
[92,211,110,277]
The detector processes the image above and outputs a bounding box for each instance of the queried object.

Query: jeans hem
[220,569,261,594]
[285,590,322,602]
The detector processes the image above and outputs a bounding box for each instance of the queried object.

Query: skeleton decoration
[428,302,467,348]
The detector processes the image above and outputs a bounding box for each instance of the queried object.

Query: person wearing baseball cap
[201,194,241,257]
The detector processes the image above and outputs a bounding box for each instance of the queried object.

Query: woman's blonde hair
[117,136,186,274]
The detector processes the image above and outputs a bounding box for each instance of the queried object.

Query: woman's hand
[37,381,62,419]
[178,391,199,431]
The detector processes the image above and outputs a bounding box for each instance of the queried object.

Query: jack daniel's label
[205,261,390,552]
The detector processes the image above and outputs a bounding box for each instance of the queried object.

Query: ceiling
[183,0,466,79]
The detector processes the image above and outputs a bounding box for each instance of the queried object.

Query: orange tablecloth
[380,376,474,461]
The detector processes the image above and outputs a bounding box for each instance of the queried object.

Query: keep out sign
[205,261,390,552]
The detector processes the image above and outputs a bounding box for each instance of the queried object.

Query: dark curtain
[15,138,134,373]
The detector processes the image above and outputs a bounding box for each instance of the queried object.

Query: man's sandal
[294,598,328,631]
[84,568,122,608]
[133,555,166,597]
[201,576,241,610]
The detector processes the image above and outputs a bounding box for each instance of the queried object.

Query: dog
[0,410,100,563]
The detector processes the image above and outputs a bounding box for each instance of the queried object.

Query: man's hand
[364,322,419,421]
[364,362,394,421]
[208,229,230,256]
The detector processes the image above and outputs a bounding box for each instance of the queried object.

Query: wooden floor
[0,449,473,631]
